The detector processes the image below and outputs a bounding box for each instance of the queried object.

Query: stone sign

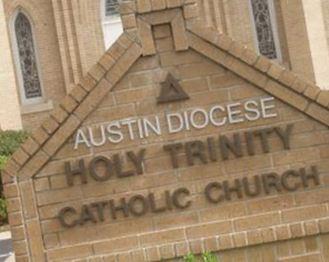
[2,0,329,261]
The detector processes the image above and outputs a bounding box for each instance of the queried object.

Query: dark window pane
[15,13,42,99]
[105,0,120,17]
[250,0,278,59]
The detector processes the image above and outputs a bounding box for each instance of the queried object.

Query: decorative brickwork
[2,0,329,261]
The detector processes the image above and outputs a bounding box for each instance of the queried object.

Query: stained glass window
[105,0,120,17]
[15,12,42,99]
[250,0,278,59]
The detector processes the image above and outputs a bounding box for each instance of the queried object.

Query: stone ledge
[20,100,54,115]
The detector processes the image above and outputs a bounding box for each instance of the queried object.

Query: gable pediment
[2,1,329,261]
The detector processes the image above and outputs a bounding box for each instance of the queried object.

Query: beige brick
[130,249,145,262]
[34,177,50,192]
[47,244,93,260]
[151,0,166,10]
[279,70,297,86]
[159,244,175,260]
[186,221,232,239]
[171,11,188,51]
[8,212,23,226]
[260,227,275,243]
[304,221,320,235]
[15,255,29,262]
[6,198,21,213]
[117,252,132,262]
[187,32,227,64]
[184,3,199,19]
[99,54,116,71]
[51,106,68,124]
[93,236,138,254]
[107,42,127,60]
[247,230,263,245]
[145,246,160,261]
[89,64,106,82]
[12,148,29,166]
[306,102,329,126]
[3,184,18,198]
[19,150,49,180]
[319,218,329,233]
[234,212,280,231]
[203,237,218,252]
[265,80,309,111]
[122,14,137,29]
[21,137,39,156]
[44,234,59,249]
[290,223,305,238]
[79,74,97,92]
[106,42,142,85]
[240,47,259,65]
[26,219,45,260]
[70,85,88,103]
[233,232,247,248]
[61,95,79,113]
[118,33,134,48]
[304,84,321,100]
[140,229,185,246]
[291,77,309,93]
[254,56,271,72]
[12,240,28,256]
[175,241,189,257]
[11,226,25,241]
[137,18,156,56]
[189,239,203,254]
[103,254,117,262]
[275,225,290,240]
[316,91,329,107]
[1,169,16,183]
[74,79,112,120]
[228,41,246,58]
[43,115,81,156]
[166,0,182,8]
[267,63,285,79]
[31,127,49,145]
[282,206,328,223]
[217,234,233,250]
[20,181,36,219]
[42,117,59,135]
[119,1,136,15]
[137,0,152,13]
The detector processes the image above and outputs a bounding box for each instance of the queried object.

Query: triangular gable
[3,0,329,261]
[3,0,329,185]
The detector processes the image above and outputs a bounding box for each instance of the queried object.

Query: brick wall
[2,1,329,261]
[23,25,329,261]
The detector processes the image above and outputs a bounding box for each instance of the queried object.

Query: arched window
[101,0,123,49]
[249,0,281,60]
[13,12,43,104]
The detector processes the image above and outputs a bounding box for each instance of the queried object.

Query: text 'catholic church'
[1,0,329,261]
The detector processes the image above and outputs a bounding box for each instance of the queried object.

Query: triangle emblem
[157,73,190,104]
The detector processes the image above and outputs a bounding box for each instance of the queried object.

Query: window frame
[10,9,45,106]
[101,0,121,23]
[100,0,123,49]
[248,0,282,62]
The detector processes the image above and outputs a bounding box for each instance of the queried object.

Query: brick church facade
[2,0,329,261]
